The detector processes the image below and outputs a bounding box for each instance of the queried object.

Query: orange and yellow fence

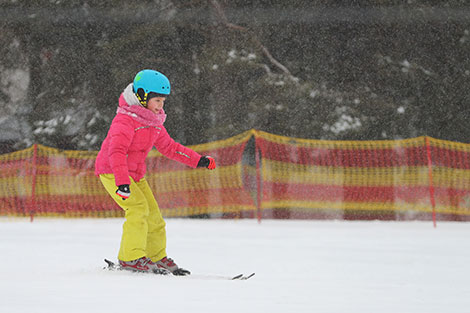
[255,131,470,222]
[1,129,470,221]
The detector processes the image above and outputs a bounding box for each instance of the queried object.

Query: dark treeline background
[1,0,469,152]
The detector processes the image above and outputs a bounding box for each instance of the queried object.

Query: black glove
[116,184,130,200]
[197,156,216,170]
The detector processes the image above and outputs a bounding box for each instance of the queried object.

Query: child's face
[147,97,166,114]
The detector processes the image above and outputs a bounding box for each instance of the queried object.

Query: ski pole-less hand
[197,156,216,170]
[116,184,130,200]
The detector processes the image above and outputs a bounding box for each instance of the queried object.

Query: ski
[231,272,255,280]
[104,259,255,280]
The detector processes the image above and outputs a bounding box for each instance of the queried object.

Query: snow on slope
[1,218,469,313]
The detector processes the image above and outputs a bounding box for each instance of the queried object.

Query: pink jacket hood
[116,83,167,126]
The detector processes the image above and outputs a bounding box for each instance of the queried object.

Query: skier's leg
[99,174,149,262]
[135,178,167,262]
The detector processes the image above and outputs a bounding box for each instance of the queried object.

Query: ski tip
[243,273,255,280]
[104,259,116,268]
[231,274,243,280]
[231,273,255,280]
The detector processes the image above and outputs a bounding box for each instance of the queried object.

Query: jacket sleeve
[154,126,201,168]
[108,115,135,186]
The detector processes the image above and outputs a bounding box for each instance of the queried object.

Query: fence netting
[254,131,470,221]
[0,131,255,218]
[1,130,470,220]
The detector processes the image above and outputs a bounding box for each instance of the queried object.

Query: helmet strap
[136,91,148,108]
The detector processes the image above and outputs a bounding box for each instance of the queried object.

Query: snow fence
[1,130,470,221]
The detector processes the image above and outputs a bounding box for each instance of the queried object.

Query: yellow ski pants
[99,174,167,262]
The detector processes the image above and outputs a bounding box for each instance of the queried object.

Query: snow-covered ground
[1,218,469,313]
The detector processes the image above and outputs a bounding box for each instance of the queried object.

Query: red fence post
[425,137,437,228]
[255,135,262,223]
[30,144,38,222]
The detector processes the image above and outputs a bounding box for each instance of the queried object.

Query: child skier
[95,69,216,275]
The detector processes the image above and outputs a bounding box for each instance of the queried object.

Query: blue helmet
[133,69,171,106]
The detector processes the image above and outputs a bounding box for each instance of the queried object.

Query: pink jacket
[95,93,201,186]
